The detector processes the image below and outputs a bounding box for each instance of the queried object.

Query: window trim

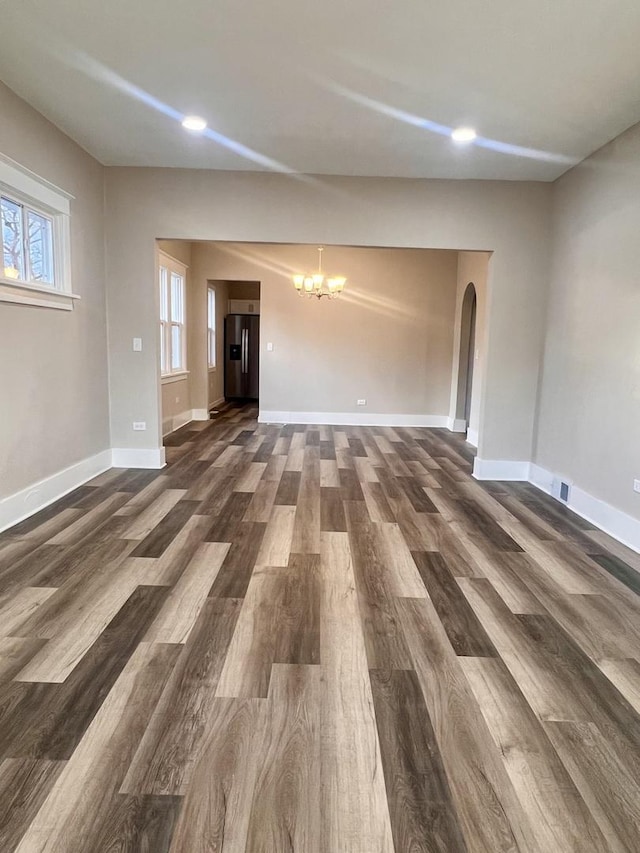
[0,153,77,311]
[207,284,217,370]
[158,250,187,378]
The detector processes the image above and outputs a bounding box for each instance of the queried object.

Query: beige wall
[534,121,640,519]
[199,243,458,416]
[228,281,260,300]
[104,169,552,462]
[0,82,109,504]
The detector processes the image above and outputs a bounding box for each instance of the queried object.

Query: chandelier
[292,247,346,299]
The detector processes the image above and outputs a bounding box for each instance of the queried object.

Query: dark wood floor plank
[131,499,201,558]
[273,554,320,665]
[412,551,497,656]
[204,491,253,542]
[274,470,301,505]
[320,486,347,532]
[87,794,182,853]
[398,476,439,513]
[0,585,169,760]
[0,758,65,853]
[207,521,266,598]
[370,668,469,853]
[13,641,182,851]
[589,551,640,597]
[398,595,540,853]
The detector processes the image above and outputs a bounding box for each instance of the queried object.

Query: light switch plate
[267,342,274,351]
[133,337,142,351]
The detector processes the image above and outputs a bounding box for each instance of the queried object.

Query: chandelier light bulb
[292,247,347,300]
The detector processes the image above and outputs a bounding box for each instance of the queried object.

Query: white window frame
[159,251,188,380]
[207,285,217,370]
[0,153,77,311]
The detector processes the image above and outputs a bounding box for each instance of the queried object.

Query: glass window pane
[208,288,215,329]
[171,324,182,370]
[2,196,26,281]
[27,209,54,284]
[159,267,169,321]
[160,321,166,373]
[171,273,183,322]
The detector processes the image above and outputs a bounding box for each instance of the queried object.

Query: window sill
[0,277,80,311]
[161,370,190,385]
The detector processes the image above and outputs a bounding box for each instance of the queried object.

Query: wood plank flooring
[2,403,640,851]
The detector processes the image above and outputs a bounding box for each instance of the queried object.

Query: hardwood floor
[1,403,640,851]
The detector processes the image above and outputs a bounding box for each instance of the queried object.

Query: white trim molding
[0,449,111,533]
[529,463,640,554]
[447,417,467,433]
[258,410,450,428]
[111,447,166,469]
[466,428,479,448]
[162,410,192,437]
[473,458,531,481]
[191,409,210,421]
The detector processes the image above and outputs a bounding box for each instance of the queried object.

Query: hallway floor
[1,405,640,851]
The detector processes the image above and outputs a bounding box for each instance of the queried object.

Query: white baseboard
[473,458,531,481]
[111,447,166,469]
[258,410,450,428]
[162,410,192,437]
[466,428,479,448]
[191,409,210,421]
[209,397,225,411]
[0,449,112,533]
[447,417,467,433]
[529,463,640,554]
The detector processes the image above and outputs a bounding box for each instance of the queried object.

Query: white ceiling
[2,0,640,180]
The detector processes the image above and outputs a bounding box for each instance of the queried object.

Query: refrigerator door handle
[241,328,248,374]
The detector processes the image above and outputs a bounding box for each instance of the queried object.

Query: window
[159,252,187,377]
[0,153,75,310]
[207,286,216,368]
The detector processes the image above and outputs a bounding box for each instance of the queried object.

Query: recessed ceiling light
[451,126,477,143]
[182,115,207,132]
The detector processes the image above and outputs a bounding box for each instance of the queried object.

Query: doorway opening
[221,280,261,404]
[455,282,477,438]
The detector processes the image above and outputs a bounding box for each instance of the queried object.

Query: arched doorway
[455,282,477,436]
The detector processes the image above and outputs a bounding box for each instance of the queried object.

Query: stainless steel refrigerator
[225,314,260,400]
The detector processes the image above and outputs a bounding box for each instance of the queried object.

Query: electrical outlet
[133,422,146,431]
[132,337,142,351]
[267,342,274,351]
[634,479,640,494]
[356,399,366,406]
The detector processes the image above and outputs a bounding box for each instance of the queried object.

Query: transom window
[159,252,187,376]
